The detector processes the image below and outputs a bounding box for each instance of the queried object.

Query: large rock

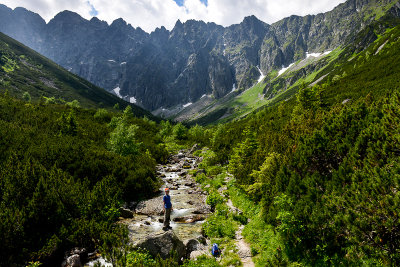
[62,247,87,267]
[119,207,134,218]
[184,239,201,258]
[135,196,164,216]
[65,254,81,267]
[135,231,186,260]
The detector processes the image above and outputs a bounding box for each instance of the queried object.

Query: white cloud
[0,0,346,32]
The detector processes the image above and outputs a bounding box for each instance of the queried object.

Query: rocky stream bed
[85,149,212,266]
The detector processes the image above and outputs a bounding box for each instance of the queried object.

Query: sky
[0,0,346,33]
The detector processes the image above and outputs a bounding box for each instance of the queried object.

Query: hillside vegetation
[0,93,167,265]
[191,22,400,265]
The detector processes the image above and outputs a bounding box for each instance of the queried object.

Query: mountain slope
[0,0,399,114]
[0,31,154,118]
[175,7,400,125]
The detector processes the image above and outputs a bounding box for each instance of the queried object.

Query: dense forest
[0,92,168,265]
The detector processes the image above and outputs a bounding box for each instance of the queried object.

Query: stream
[87,151,211,266]
[121,150,211,244]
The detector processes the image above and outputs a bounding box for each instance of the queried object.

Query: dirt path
[226,199,255,267]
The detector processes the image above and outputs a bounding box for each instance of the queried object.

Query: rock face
[135,231,186,260]
[0,0,399,112]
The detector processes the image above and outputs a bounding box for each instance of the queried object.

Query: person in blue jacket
[163,188,173,230]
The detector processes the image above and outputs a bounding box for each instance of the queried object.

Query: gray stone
[184,239,201,258]
[196,235,207,245]
[135,231,186,260]
[135,196,164,216]
[66,254,81,267]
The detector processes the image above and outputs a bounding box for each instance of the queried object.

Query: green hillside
[0,32,153,118]
[193,20,400,265]
[185,12,400,125]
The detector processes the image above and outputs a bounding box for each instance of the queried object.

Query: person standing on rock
[163,188,173,230]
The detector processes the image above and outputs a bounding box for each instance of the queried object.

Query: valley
[1,0,400,266]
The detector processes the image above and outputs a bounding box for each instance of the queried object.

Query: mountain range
[0,0,399,121]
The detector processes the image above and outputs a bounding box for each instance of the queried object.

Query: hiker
[212,243,221,257]
[163,188,173,230]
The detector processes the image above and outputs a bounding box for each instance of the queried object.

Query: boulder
[62,247,87,267]
[66,254,81,267]
[135,196,164,216]
[196,235,207,245]
[190,250,207,259]
[119,207,134,218]
[184,239,201,258]
[135,231,186,260]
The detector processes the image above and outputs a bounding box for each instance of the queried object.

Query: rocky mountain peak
[50,10,86,24]
[110,18,128,27]
[89,17,108,28]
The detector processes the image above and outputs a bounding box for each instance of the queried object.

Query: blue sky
[87,1,98,16]
[174,0,208,6]
[0,0,346,33]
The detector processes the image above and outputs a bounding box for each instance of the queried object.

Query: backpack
[211,243,221,257]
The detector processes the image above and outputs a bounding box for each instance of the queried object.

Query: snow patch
[306,51,332,58]
[375,40,388,55]
[108,59,116,63]
[306,52,321,58]
[278,63,295,76]
[201,94,207,99]
[113,87,122,98]
[130,96,137,104]
[120,62,127,65]
[183,102,192,108]
[257,66,265,83]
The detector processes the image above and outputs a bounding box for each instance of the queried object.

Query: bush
[126,249,157,266]
[94,108,109,121]
[232,213,248,225]
[173,123,188,140]
[202,214,236,239]
[22,91,31,102]
[206,191,224,211]
[183,255,220,267]
[66,99,80,108]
